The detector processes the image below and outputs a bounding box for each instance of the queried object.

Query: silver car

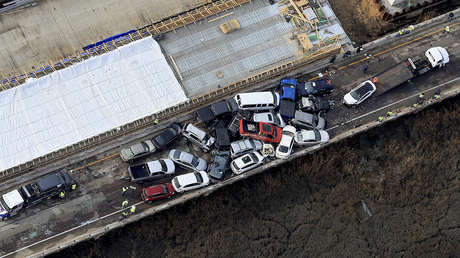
[294,129,329,146]
[230,138,263,158]
[120,140,157,162]
[291,110,326,129]
[168,149,207,172]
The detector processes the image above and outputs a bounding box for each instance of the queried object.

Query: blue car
[279,79,297,120]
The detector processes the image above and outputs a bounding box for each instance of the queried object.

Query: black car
[152,123,182,149]
[298,96,331,113]
[211,99,238,117]
[296,79,334,97]
[20,171,76,206]
[215,121,231,151]
[208,151,231,180]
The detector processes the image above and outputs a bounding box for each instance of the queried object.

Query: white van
[233,92,279,111]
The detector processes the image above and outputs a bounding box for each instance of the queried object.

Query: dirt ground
[328,0,458,45]
[51,93,460,258]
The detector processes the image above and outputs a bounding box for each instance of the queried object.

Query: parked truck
[0,170,77,220]
[343,47,449,106]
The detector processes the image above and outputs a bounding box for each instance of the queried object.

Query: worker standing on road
[408,25,414,32]
[386,111,393,117]
[444,26,450,33]
[122,200,129,209]
[59,191,65,199]
[154,118,159,125]
[122,186,128,196]
[398,30,403,36]
[448,12,454,22]
[378,116,384,122]
[71,184,77,190]
[122,211,129,219]
[363,64,368,74]
[418,93,425,104]
[130,205,136,215]
[412,103,419,108]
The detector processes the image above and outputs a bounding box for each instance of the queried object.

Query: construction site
[0,0,459,257]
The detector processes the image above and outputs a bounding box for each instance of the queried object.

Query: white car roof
[234,153,256,169]
[2,190,24,208]
[146,159,174,173]
[279,126,295,146]
[177,172,199,186]
[299,130,316,141]
[234,92,278,105]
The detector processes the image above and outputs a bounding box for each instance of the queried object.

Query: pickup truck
[128,159,175,183]
[279,79,296,120]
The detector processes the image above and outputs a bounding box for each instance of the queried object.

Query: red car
[141,183,175,203]
[239,120,283,143]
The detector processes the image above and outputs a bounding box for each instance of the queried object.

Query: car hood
[343,93,357,105]
[120,148,134,160]
[319,130,330,142]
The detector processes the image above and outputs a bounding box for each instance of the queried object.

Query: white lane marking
[1,201,144,258]
[4,77,460,258]
[327,76,460,131]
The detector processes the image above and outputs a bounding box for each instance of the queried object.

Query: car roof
[130,142,146,155]
[37,173,64,191]
[235,92,276,105]
[281,86,296,100]
[299,130,316,141]
[177,173,199,186]
[295,111,314,122]
[146,159,173,173]
[2,190,24,207]
[234,153,255,168]
[354,81,375,98]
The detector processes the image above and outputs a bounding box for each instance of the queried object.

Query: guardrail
[0,42,342,183]
[0,0,252,92]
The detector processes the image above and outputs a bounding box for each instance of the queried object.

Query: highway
[1,18,459,258]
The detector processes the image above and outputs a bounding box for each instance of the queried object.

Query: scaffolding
[0,0,251,93]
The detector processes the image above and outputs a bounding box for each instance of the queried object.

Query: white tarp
[0,37,187,171]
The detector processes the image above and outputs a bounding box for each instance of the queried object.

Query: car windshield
[232,161,240,170]
[195,173,203,183]
[141,142,149,152]
[314,130,321,141]
[154,135,166,146]
[161,184,169,194]
[261,124,272,132]
[0,197,10,211]
[282,131,293,137]
[191,156,199,168]
[279,145,289,153]
[242,155,252,164]
[158,160,167,171]
[173,178,180,189]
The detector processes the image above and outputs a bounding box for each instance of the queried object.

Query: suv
[182,123,215,152]
[19,171,76,206]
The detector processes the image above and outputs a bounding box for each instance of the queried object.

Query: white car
[172,171,210,193]
[230,151,264,175]
[252,111,286,127]
[343,80,376,106]
[294,129,329,146]
[275,125,296,159]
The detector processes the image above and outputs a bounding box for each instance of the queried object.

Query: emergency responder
[412,103,419,108]
[378,116,384,122]
[122,211,129,218]
[59,191,65,199]
[122,186,128,195]
[444,26,450,33]
[434,94,441,100]
[418,93,425,104]
[130,205,136,215]
[154,118,159,125]
[408,25,414,32]
[129,185,137,191]
[398,30,404,36]
[386,111,393,117]
[122,200,129,209]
